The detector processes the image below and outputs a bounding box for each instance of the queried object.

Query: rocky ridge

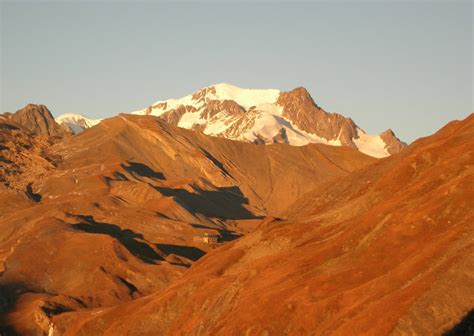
[9,104,70,137]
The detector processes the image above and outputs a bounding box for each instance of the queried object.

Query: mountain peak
[62,84,406,158]
[202,83,281,108]
[286,86,313,97]
[277,86,321,110]
[128,84,407,157]
[380,128,406,154]
[381,128,395,136]
[11,104,69,137]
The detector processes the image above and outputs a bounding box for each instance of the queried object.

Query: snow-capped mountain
[57,84,405,157]
[131,83,405,157]
[56,113,101,134]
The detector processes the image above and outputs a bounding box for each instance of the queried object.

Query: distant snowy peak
[131,83,281,118]
[155,83,280,110]
[56,113,101,134]
[60,84,405,157]
[132,83,406,158]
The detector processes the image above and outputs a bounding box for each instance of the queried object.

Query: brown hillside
[54,114,473,335]
[0,113,374,335]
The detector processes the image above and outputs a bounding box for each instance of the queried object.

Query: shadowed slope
[0,113,374,334]
[58,114,473,335]
[46,114,375,216]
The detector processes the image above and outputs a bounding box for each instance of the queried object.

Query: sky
[1,1,472,143]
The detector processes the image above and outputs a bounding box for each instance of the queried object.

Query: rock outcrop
[277,87,359,147]
[380,128,406,154]
[10,104,70,137]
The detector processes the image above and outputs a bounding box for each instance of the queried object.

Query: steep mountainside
[0,113,374,335]
[57,83,406,157]
[54,114,473,335]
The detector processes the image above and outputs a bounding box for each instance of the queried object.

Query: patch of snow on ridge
[246,113,284,142]
[239,112,343,146]
[256,102,284,116]
[280,117,343,147]
[353,128,389,158]
[153,95,196,113]
[178,112,205,129]
[132,83,281,116]
[204,113,239,136]
[212,83,280,108]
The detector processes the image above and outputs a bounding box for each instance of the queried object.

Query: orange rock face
[277,87,359,147]
[10,104,70,137]
[0,117,59,193]
[0,109,472,335]
[200,100,245,120]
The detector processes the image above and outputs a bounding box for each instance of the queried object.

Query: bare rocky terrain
[0,106,472,335]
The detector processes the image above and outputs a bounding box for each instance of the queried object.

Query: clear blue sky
[1,1,472,143]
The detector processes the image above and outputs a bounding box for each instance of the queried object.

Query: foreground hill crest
[57,83,406,158]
